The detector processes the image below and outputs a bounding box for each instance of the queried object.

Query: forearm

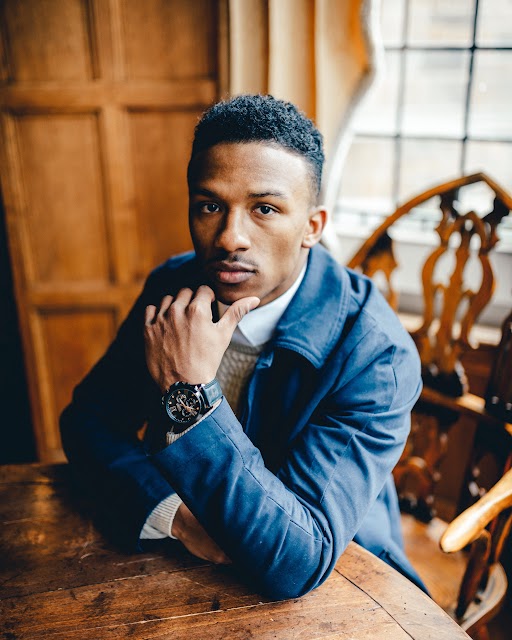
[152,376,417,600]
[140,493,183,539]
[152,401,331,599]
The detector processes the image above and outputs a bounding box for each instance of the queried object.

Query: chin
[213,284,259,306]
[215,290,248,306]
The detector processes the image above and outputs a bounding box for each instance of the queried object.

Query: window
[335,0,512,246]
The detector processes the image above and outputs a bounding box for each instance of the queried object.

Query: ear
[302,207,328,248]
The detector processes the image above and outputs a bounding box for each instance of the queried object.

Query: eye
[255,205,275,216]
[199,203,220,214]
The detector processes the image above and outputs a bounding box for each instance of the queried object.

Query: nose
[215,210,251,253]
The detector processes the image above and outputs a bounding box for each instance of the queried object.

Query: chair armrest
[440,468,512,553]
[420,387,512,435]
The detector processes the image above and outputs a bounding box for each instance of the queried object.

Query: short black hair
[189,94,324,198]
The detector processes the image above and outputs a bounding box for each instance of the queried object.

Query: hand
[144,285,259,392]
[171,503,231,565]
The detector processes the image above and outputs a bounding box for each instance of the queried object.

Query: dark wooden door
[0,0,223,461]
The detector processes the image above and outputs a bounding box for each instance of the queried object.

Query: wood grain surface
[0,464,470,639]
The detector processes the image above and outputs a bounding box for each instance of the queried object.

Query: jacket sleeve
[60,271,177,549]
[152,335,422,600]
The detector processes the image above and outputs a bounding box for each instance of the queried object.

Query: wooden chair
[347,173,512,638]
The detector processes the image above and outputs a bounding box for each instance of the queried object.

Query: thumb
[220,296,260,329]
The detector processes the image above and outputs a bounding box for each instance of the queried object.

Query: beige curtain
[226,0,378,227]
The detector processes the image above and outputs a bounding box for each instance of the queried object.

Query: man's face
[188,142,324,307]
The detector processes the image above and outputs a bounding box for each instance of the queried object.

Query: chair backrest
[347,173,511,520]
[347,174,512,634]
[348,173,512,398]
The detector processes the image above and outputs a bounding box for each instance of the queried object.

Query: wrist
[170,502,185,539]
[161,379,222,431]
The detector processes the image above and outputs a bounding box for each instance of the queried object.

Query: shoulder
[340,267,415,357]
[326,265,421,404]
[149,250,197,279]
[143,251,202,302]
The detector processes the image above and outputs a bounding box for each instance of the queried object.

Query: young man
[61,95,425,599]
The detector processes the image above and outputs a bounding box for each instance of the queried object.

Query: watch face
[165,388,202,426]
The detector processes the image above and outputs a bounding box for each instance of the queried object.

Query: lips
[209,260,256,285]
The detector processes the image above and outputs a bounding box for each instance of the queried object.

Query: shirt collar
[217,263,307,347]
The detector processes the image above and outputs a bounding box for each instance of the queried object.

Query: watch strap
[201,378,222,408]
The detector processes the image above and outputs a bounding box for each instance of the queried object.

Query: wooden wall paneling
[1,111,47,460]
[121,0,218,80]
[99,106,139,287]
[228,0,269,96]
[16,112,110,284]
[2,0,96,81]
[268,0,316,118]
[38,309,118,459]
[217,0,230,97]
[0,0,222,461]
[0,81,218,111]
[129,110,199,277]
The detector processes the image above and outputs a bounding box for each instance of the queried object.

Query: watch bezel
[162,383,206,430]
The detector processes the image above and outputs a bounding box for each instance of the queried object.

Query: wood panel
[15,112,110,284]
[1,0,96,81]
[121,0,218,80]
[38,310,117,459]
[129,110,198,275]
[0,0,221,461]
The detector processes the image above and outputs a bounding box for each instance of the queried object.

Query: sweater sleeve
[140,493,183,539]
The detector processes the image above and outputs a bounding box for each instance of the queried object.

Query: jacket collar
[271,244,351,368]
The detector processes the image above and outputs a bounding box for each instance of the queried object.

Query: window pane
[402,51,469,137]
[353,51,400,135]
[456,180,506,220]
[476,0,512,46]
[468,51,512,138]
[407,0,474,46]
[339,137,395,214]
[465,141,512,193]
[381,0,406,47]
[399,139,461,202]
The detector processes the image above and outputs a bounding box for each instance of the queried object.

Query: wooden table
[0,464,470,639]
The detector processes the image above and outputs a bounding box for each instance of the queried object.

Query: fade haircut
[188,94,324,200]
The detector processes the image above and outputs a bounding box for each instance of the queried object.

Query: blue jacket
[60,244,425,599]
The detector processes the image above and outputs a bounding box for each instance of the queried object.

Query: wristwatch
[161,378,222,434]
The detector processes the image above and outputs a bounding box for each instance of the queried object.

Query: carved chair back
[348,173,511,397]
[347,173,512,636]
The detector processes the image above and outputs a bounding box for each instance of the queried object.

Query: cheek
[190,216,215,248]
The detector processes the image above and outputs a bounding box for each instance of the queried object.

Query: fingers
[145,287,198,325]
[221,296,260,329]
[172,504,231,565]
[145,295,174,325]
[191,285,215,305]
[144,304,157,325]
[172,288,194,309]
[185,285,215,319]
[157,295,174,318]
[192,284,215,311]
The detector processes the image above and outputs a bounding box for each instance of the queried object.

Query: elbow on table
[252,537,335,602]
[258,578,315,602]
[256,564,331,602]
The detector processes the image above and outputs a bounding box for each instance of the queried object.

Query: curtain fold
[226,0,379,250]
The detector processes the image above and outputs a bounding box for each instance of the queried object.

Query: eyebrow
[189,188,220,198]
[189,187,288,200]
[248,191,287,199]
